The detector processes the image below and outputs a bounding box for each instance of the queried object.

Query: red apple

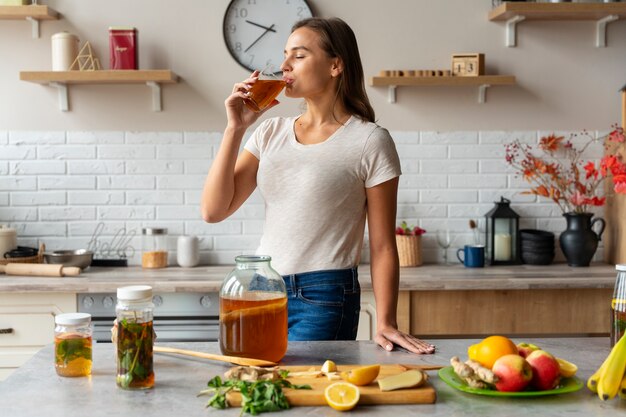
[492,354,533,392]
[526,349,561,390]
[516,342,540,358]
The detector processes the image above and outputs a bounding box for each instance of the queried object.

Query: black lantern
[485,197,520,265]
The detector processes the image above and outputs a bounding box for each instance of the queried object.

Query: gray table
[1,338,624,416]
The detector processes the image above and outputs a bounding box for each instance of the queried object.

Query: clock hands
[245,20,277,33]
[244,23,275,53]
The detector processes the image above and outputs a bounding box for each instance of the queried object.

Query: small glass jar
[115,285,155,390]
[54,312,93,377]
[219,255,287,363]
[142,227,168,269]
[611,264,626,346]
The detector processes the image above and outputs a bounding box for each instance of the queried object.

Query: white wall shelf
[369,75,516,104]
[488,2,626,47]
[0,5,58,38]
[19,70,178,112]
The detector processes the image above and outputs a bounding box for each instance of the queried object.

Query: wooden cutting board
[226,364,436,406]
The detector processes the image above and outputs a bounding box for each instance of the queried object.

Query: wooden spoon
[154,346,277,367]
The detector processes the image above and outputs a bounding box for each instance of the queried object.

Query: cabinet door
[357,291,376,341]
[0,293,75,380]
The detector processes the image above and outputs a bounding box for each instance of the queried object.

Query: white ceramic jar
[0,225,17,259]
[51,32,79,71]
[177,236,199,268]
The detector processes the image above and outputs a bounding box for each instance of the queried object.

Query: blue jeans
[283,267,360,341]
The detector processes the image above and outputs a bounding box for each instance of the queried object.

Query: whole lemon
[467,335,518,369]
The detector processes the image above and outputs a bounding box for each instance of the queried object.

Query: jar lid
[51,31,78,40]
[117,285,153,300]
[142,228,167,235]
[55,312,91,325]
[617,265,626,272]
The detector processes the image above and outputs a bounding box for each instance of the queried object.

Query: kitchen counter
[0,338,622,416]
[0,263,615,293]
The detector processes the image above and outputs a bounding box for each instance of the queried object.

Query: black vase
[559,213,606,267]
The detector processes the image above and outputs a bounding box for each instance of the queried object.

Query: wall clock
[223,0,314,73]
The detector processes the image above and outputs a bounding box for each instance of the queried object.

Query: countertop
[0,338,623,416]
[0,263,616,293]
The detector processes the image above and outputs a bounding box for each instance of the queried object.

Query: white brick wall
[0,130,606,266]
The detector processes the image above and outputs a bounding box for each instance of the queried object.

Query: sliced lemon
[556,357,578,378]
[341,364,380,386]
[324,382,360,411]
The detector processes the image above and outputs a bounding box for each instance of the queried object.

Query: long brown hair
[292,17,375,123]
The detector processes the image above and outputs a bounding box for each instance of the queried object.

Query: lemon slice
[324,382,360,411]
[556,357,578,378]
[341,364,380,386]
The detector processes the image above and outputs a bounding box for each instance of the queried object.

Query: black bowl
[521,251,555,265]
[520,229,555,242]
[521,241,555,251]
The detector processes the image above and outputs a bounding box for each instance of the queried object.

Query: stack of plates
[520,229,555,265]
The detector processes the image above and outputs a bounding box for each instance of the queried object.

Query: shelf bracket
[25,16,40,39]
[596,15,618,48]
[478,84,490,104]
[146,81,162,112]
[387,85,397,104]
[49,82,69,112]
[505,15,525,47]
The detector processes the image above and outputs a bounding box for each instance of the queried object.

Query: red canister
[109,27,138,70]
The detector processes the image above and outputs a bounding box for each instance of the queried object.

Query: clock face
[223,0,313,73]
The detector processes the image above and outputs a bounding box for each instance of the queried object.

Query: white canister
[51,32,80,71]
[177,236,199,268]
[0,225,17,259]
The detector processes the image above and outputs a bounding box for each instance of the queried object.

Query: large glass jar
[54,313,92,377]
[611,264,626,347]
[142,227,168,269]
[219,255,287,363]
[116,285,155,389]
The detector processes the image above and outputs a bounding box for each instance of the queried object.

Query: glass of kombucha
[244,67,286,113]
[219,255,287,363]
[54,313,93,377]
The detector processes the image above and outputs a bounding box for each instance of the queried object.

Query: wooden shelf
[369,75,516,104]
[20,70,179,112]
[489,2,626,47]
[0,5,59,38]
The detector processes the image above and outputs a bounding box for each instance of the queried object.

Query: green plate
[438,366,583,397]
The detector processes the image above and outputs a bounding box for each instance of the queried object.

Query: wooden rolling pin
[154,346,277,367]
[0,263,81,277]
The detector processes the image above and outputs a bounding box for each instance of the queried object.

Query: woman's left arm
[366,177,435,354]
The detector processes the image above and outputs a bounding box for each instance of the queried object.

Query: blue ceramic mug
[456,245,485,268]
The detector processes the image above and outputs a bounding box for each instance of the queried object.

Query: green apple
[516,342,540,358]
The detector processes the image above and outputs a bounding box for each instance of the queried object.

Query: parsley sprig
[198,374,311,416]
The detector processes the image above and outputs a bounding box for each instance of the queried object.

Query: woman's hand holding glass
[225,71,279,131]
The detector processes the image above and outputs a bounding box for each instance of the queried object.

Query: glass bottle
[611,264,626,347]
[141,227,168,269]
[54,313,92,377]
[116,285,155,389]
[219,255,287,363]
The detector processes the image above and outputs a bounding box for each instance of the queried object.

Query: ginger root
[450,356,495,389]
[465,359,498,384]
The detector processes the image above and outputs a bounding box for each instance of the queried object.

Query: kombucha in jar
[54,313,93,377]
[219,255,287,363]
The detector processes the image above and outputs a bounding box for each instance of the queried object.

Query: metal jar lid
[142,228,167,235]
[55,312,91,326]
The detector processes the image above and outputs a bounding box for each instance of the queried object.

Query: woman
[202,17,434,354]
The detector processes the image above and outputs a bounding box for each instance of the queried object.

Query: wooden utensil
[0,263,81,277]
[226,364,437,406]
[153,346,277,367]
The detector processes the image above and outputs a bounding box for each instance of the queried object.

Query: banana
[587,356,609,393]
[618,372,626,400]
[597,334,626,401]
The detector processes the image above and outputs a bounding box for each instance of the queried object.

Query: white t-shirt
[244,115,401,275]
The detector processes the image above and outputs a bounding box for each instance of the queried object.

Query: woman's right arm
[201,71,275,223]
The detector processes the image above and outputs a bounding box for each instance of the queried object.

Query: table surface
[0,338,624,416]
[0,263,616,293]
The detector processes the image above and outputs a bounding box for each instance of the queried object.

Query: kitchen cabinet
[489,2,626,47]
[369,75,516,104]
[19,70,179,112]
[0,4,58,38]
[0,292,75,380]
[356,291,410,341]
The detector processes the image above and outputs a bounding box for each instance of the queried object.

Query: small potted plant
[395,221,426,267]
